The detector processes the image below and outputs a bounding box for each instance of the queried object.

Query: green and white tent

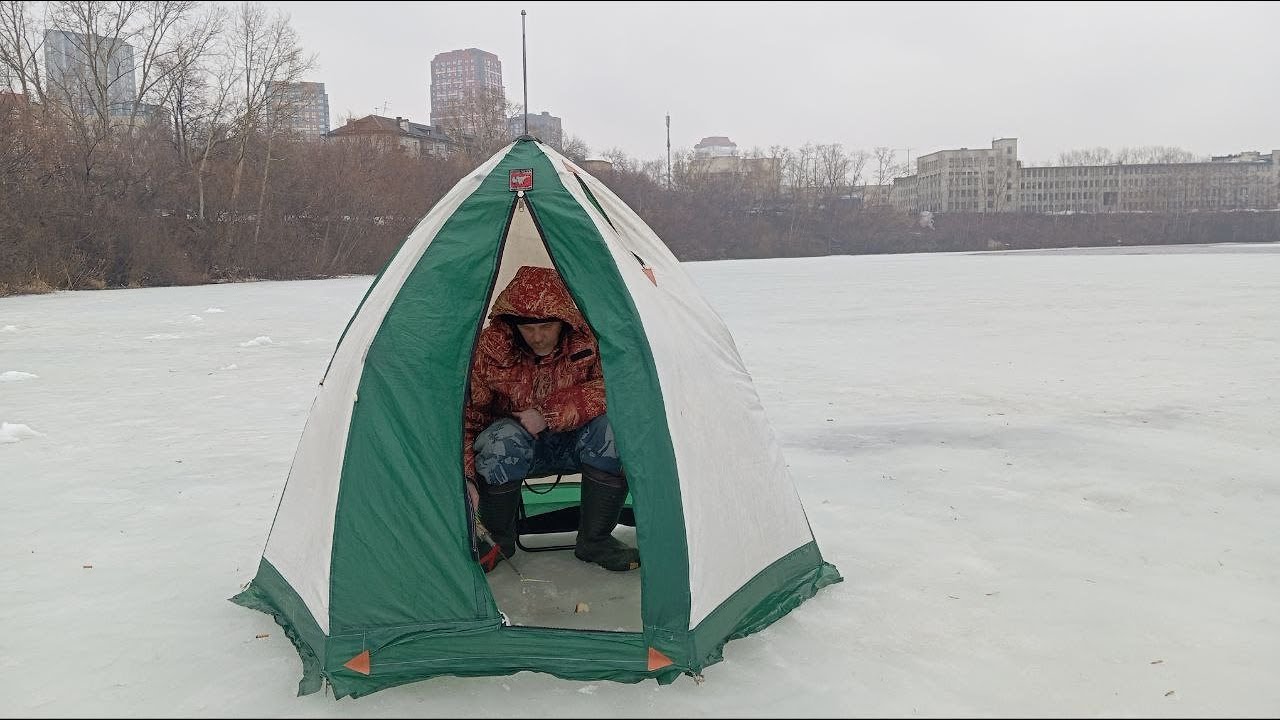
[232,137,842,699]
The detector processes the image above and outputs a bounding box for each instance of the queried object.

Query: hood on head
[488,265,586,331]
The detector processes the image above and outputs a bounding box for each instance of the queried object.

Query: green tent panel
[232,138,841,699]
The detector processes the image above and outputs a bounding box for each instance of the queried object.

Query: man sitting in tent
[463,265,640,574]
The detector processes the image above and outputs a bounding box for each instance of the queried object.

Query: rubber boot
[574,466,640,571]
[477,480,521,573]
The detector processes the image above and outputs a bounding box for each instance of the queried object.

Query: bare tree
[668,147,695,191]
[22,1,199,188]
[196,0,310,272]
[437,85,514,162]
[809,143,865,212]
[164,5,234,222]
[1055,147,1115,166]
[128,1,201,125]
[813,143,851,195]
[872,147,897,185]
[781,144,811,202]
[560,133,589,163]
[44,2,197,133]
[226,1,310,210]
[43,0,139,167]
[154,2,222,166]
[0,0,45,100]
[868,146,905,207]
[1115,145,1203,164]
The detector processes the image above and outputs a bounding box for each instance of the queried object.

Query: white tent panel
[544,146,816,628]
[486,197,554,320]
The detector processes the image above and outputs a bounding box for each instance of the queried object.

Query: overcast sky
[262,1,1280,166]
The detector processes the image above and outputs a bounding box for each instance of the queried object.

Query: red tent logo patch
[509,169,534,191]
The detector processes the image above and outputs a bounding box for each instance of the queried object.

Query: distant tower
[429,48,504,135]
[268,81,330,140]
[43,29,136,116]
[666,114,672,190]
[506,110,562,147]
[693,136,738,158]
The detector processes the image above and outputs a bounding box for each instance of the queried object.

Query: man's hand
[513,408,548,436]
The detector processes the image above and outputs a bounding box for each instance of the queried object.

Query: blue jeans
[473,414,621,487]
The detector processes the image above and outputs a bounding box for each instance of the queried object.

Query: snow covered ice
[1,370,38,382]
[1,244,1278,716]
[1,421,44,444]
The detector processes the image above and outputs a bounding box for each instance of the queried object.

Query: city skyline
[263,1,1280,164]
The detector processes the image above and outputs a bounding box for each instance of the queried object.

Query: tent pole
[521,9,529,137]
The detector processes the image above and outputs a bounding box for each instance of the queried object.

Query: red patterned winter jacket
[462,265,607,480]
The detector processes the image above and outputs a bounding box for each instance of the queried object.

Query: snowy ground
[2,244,1278,717]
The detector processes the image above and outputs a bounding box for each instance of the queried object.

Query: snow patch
[188,315,203,322]
[0,422,43,444]
[240,336,273,347]
[1,371,38,382]
[204,307,225,313]
[219,364,239,371]
[144,333,184,340]
[1,325,18,332]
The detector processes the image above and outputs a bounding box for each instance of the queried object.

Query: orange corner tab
[642,266,657,286]
[344,649,371,675]
[647,647,674,671]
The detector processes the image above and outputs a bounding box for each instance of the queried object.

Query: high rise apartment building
[429,48,504,135]
[269,81,330,140]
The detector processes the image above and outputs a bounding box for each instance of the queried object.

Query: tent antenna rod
[521,9,529,137]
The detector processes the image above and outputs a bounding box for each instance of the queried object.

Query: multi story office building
[909,138,1020,213]
[1019,153,1279,213]
[893,138,1280,213]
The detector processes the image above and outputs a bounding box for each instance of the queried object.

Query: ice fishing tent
[232,137,842,699]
